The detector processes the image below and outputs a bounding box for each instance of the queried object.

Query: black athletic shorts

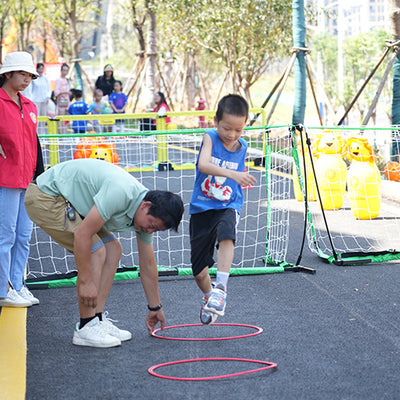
[189,208,239,276]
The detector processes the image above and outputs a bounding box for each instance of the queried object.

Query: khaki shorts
[24,183,115,254]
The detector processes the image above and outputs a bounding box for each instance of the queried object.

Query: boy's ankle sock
[216,271,230,290]
[95,312,103,321]
[79,316,97,330]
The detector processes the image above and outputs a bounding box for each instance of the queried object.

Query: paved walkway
[22,256,400,399]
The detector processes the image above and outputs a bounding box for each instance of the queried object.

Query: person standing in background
[31,63,51,117]
[153,92,170,123]
[54,63,70,115]
[30,63,51,133]
[68,89,89,134]
[109,80,127,133]
[88,88,111,133]
[152,91,170,130]
[95,64,116,102]
[196,98,207,128]
[0,51,44,308]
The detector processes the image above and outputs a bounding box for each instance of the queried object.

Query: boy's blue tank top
[189,129,247,215]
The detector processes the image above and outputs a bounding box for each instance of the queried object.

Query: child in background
[109,80,127,133]
[68,89,89,134]
[153,91,170,129]
[189,94,257,325]
[195,98,207,128]
[88,88,111,133]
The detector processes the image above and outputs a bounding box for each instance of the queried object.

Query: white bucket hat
[0,51,39,78]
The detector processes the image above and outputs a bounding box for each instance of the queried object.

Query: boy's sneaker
[0,288,32,308]
[100,311,132,342]
[204,283,227,316]
[200,294,218,325]
[72,317,121,348]
[17,286,39,305]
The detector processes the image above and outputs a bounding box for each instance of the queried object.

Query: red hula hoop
[148,357,278,381]
[151,323,263,341]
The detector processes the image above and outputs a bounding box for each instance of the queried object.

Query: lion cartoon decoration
[384,161,400,182]
[74,136,119,165]
[314,131,347,210]
[346,137,381,220]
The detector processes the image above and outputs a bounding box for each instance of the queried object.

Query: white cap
[0,51,39,78]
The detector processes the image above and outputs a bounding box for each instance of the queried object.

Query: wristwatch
[147,304,162,311]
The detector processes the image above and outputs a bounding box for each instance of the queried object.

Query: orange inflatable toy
[74,136,119,165]
[346,137,381,220]
[384,161,400,182]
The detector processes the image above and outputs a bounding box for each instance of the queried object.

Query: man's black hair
[143,190,184,232]
[215,94,249,122]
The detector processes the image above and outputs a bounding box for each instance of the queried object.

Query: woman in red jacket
[0,51,42,307]
[153,91,171,128]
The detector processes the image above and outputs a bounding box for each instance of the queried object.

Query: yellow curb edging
[0,307,27,400]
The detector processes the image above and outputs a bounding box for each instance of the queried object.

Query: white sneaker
[204,283,227,316]
[72,317,121,348]
[17,286,39,305]
[0,288,32,308]
[200,295,218,325]
[100,311,132,341]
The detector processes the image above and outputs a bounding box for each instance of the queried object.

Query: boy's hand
[233,171,257,187]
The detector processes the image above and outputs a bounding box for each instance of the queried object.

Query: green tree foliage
[120,0,148,56]
[1,0,100,60]
[158,0,293,102]
[45,0,100,58]
[310,29,390,122]
[343,29,390,120]
[11,0,39,51]
[310,32,339,105]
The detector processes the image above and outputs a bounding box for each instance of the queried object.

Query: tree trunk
[186,50,195,109]
[18,22,24,50]
[43,36,47,63]
[69,3,80,59]
[144,4,156,112]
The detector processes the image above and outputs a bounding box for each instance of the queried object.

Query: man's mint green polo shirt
[36,158,152,244]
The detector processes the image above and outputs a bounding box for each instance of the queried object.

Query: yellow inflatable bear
[346,137,381,220]
[314,131,347,210]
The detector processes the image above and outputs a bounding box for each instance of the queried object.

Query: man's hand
[77,279,98,308]
[146,309,166,334]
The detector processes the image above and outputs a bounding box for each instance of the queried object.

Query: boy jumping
[189,94,257,325]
